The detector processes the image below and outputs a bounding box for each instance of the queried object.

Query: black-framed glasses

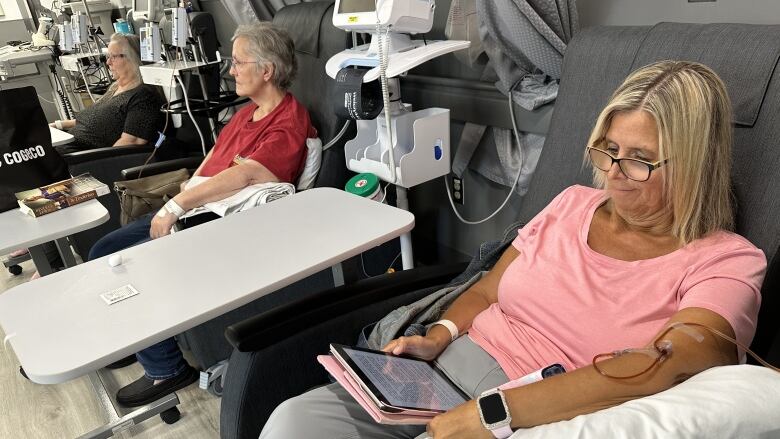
[587,146,669,182]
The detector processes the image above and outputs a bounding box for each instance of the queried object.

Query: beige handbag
[114,168,190,225]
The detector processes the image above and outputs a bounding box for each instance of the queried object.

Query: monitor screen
[338,0,376,14]
[333,0,433,34]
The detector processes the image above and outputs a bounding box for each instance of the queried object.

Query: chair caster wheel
[160,407,180,424]
[8,265,22,276]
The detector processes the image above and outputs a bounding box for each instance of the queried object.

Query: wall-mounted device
[140,23,162,62]
[132,0,161,22]
[71,13,89,45]
[332,0,434,34]
[171,7,189,48]
[57,23,74,52]
[328,0,469,269]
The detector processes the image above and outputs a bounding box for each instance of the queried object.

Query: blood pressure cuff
[0,86,70,213]
[332,67,384,120]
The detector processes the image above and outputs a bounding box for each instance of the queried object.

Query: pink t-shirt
[469,185,766,380]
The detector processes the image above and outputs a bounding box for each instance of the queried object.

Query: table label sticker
[100,284,140,305]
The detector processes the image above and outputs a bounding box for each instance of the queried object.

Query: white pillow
[296,137,322,191]
[513,365,780,439]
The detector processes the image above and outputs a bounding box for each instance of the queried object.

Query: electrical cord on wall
[323,120,351,151]
[445,79,525,225]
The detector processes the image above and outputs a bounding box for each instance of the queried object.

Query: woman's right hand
[382,333,450,361]
[49,120,75,130]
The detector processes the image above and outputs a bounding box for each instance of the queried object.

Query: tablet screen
[334,344,468,412]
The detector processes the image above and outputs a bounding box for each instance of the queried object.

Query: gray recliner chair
[218,22,780,439]
[165,0,355,393]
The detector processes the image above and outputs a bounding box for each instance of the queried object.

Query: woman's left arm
[115,87,164,147]
[150,159,278,238]
[427,307,738,439]
[113,132,149,146]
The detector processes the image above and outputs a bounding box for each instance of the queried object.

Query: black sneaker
[105,354,137,370]
[116,365,199,407]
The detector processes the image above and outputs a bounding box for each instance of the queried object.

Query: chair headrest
[631,22,780,127]
[272,1,335,58]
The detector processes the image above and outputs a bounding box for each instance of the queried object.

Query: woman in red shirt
[88,22,315,407]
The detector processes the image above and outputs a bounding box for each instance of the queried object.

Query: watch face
[480,393,507,424]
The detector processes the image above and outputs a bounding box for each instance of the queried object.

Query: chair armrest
[121,156,203,179]
[62,145,154,165]
[225,262,469,352]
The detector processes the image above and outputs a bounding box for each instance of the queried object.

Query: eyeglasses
[592,322,780,380]
[230,58,260,72]
[105,53,126,61]
[587,146,669,182]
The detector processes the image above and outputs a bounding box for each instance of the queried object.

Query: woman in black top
[50,33,164,153]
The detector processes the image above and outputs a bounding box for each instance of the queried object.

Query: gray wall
[579,0,780,26]
[414,0,780,263]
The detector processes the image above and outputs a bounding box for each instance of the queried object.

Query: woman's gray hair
[232,22,297,90]
[103,33,143,97]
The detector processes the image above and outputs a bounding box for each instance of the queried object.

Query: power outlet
[452,177,464,205]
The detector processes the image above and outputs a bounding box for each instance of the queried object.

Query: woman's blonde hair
[586,60,734,244]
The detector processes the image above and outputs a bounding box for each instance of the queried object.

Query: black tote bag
[0,86,70,213]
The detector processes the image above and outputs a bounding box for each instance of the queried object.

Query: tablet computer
[330,343,469,414]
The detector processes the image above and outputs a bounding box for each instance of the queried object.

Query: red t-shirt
[198,93,316,183]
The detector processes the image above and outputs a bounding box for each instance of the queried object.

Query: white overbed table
[0,188,414,437]
[50,126,75,146]
[0,199,109,275]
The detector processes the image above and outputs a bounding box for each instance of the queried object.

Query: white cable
[377,24,397,184]
[446,79,525,225]
[37,94,55,104]
[322,120,351,151]
[3,333,16,351]
[360,250,402,278]
[78,64,96,103]
[176,74,206,156]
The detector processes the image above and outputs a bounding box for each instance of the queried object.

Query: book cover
[15,173,109,217]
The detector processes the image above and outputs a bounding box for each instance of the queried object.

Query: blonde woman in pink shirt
[261,61,767,439]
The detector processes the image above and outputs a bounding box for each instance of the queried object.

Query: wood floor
[0,257,221,439]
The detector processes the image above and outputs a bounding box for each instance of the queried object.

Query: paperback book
[15,173,108,217]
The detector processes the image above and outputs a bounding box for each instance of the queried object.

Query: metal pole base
[76,369,181,439]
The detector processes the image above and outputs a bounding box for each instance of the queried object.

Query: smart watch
[477,389,513,438]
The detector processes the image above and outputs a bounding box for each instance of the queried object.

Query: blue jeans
[89,213,187,380]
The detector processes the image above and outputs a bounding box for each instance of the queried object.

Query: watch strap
[490,425,513,439]
[478,389,513,439]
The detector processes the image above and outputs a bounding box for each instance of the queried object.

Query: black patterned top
[64,84,165,152]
